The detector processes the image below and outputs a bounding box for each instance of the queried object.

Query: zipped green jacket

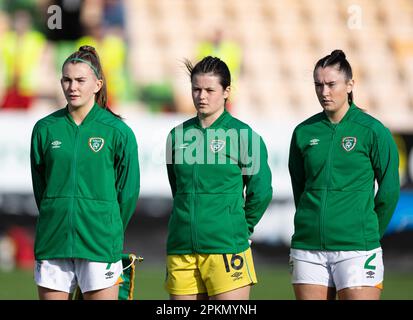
[30,103,140,263]
[288,104,400,251]
[166,110,273,254]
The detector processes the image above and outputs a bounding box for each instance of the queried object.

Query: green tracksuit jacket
[30,103,140,263]
[166,110,273,254]
[288,103,400,251]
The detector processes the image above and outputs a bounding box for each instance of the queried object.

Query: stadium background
[0,0,412,299]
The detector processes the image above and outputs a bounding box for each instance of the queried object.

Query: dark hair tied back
[185,56,231,90]
[184,56,231,106]
[329,49,346,61]
[63,46,122,118]
[79,45,94,51]
[314,49,354,105]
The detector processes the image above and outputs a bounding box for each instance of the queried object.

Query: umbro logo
[309,138,319,146]
[231,271,243,281]
[51,140,62,149]
[366,271,375,279]
[105,271,114,279]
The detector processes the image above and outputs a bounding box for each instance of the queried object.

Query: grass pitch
[0,265,412,300]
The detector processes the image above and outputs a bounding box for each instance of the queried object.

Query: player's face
[191,72,230,118]
[314,66,354,116]
[61,62,102,110]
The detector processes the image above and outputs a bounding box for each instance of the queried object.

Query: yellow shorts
[165,247,257,296]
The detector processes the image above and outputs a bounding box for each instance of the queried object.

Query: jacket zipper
[191,127,206,252]
[69,126,80,256]
[320,124,337,249]
[192,162,199,252]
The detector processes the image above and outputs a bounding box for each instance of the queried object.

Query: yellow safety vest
[0,31,46,95]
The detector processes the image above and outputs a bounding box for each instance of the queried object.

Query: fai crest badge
[210,139,225,153]
[342,137,357,152]
[89,137,105,152]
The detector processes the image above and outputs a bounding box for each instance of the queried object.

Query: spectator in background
[0,9,46,110]
[195,28,242,112]
[288,50,400,300]
[102,0,126,31]
[7,226,35,270]
[42,0,85,70]
[76,21,130,109]
[75,0,132,109]
[0,10,10,103]
[30,46,140,300]
[165,56,272,300]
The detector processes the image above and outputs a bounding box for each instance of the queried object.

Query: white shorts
[34,259,123,293]
[289,248,383,291]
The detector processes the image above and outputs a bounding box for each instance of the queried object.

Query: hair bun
[79,45,97,53]
[330,49,346,59]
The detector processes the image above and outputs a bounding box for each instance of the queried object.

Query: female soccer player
[165,56,273,300]
[30,46,140,300]
[288,49,400,300]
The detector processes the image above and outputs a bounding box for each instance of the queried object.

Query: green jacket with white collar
[30,103,140,263]
[166,109,273,254]
[288,103,400,251]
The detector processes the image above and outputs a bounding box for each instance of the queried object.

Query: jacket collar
[194,108,231,130]
[65,102,100,126]
[322,103,358,126]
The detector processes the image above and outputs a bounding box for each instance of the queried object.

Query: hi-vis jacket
[288,104,400,251]
[30,103,140,263]
[166,110,273,255]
